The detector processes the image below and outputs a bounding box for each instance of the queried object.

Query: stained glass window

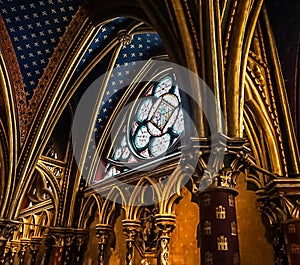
[112,75,184,162]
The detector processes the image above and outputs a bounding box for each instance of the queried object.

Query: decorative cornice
[122,220,141,242]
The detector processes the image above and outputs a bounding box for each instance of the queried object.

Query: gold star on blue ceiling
[0,0,82,102]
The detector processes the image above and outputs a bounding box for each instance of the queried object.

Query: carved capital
[96,224,112,245]
[19,238,30,252]
[257,178,300,224]
[190,137,248,193]
[0,220,19,246]
[155,214,176,239]
[122,220,140,265]
[75,231,88,248]
[30,236,42,252]
[49,227,76,248]
[155,215,176,265]
[256,179,300,265]
[122,220,141,242]
[73,230,88,265]
[214,167,239,188]
[18,238,30,264]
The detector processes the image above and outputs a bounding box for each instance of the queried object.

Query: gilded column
[49,232,64,265]
[50,242,64,265]
[7,240,19,265]
[18,238,30,265]
[155,214,176,265]
[0,241,10,264]
[96,224,112,265]
[29,237,42,265]
[122,220,140,265]
[73,231,88,265]
[43,233,54,265]
[62,233,76,265]
[199,168,240,265]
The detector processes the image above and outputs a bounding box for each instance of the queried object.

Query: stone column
[96,224,112,265]
[122,220,140,265]
[155,214,176,265]
[49,233,64,265]
[29,237,42,265]
[47,228,78,265]
[199,186,240,265]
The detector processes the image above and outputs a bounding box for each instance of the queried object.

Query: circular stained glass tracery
[111,76,185,163]
[130,76,184,158]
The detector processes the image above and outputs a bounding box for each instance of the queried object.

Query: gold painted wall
[83,211,127,265]
[108,211,126,265]
[236,173,275,265]
[83,217,98,265]
[169,187,200,264]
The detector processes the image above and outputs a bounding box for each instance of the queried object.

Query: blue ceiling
[0,0,82,102]
[0,1,168,173]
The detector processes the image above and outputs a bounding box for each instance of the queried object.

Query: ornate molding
[190,137,250,192]
[117,30,133,47]
[29,237,42,265]
[257,178,300,224]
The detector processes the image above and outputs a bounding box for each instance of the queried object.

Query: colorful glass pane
[173,109,184,134]
[137,98,153,122]
[134,125,151,149]
[149,133,171,156]
[154,77,172,97]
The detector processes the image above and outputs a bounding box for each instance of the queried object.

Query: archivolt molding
[0,54,19,218]
[261,8,300,174]
[0,119,9,209]
[78,194,98,229]
[244,71,285,176]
